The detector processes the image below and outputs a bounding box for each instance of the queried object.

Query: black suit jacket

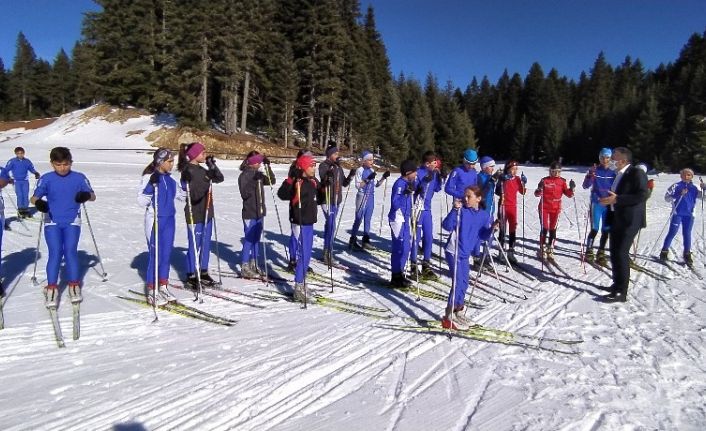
[608,165,648,232]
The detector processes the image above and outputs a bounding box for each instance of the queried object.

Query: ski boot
[507,248,518,264]
[537,246,545,260]
[0,281,5,298]
[389,273,412,288]
[659,250,669,262]
[200,270,218,287]
[348,236,363,251]
[184,273,199,290]
[684,252,694,267]
[146,285,168,306]
[596,249,607,266]
[68,283,82,304]
[408,263,419,279]
[249,259,266,277]
[584,248,595,263]
[286,260,297,273]
[361,234,374,250]
[44,284,59,309]
[421,261,439,281]
[158,284,177,302]
[240,262,259,279]
[293,282,310,303]
[545,247,555,260]
[453,307,474,327]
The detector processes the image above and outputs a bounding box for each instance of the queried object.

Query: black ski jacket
[318,159,352,206]
[181,162,224,224]
[238,165,275,219]
[277,176,325,225]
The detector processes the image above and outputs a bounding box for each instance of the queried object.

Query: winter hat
[504,160,519,172]
[296,155,316,170]
[599,147,612,158]
[361,150,374,161]
[400,159,416,177]
[186,142,205,161]
[636,163,648,173]
[463,149,478,164]
[153,148,173,166]
[550,161,562,170]
[247,153,264,165]
[480,156,495,169]
[326,146,339,158]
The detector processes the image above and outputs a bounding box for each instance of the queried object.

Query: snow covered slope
[0,111,705,430]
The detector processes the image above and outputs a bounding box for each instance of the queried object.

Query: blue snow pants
[146,215,175,286]
[241,218,263,265]
[45,222,81,285]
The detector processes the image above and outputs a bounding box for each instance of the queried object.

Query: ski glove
[502,174,513,181]
[404,182,416,195]
[180,170,191,183]
[253,171,266,182]
[492,169,503,181]
[35,199,49,213]
[520,173,527,184]
[382,170,391,179]
[8,178,14,185]
[34,172,41,180]
[423,172,434,182]
[149,171,160,185]
[348,169,357,180]
[205,156,217,170]
[75,191,92,203]
[262,156,271,165]
[366,172,377,181]
[569,179,576,190]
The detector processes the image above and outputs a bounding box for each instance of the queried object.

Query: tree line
[0,1,704,171]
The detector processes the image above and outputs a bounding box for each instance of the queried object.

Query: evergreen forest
[1,0,705,171]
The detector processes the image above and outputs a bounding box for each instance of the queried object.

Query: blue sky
[1,0,705,88]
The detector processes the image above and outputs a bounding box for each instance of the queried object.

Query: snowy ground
[1,108,705,430]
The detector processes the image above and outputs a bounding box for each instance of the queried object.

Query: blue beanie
[479,156,495,169]
[360,150,373,161]
[599,147,612,158]
[463,149,478,164]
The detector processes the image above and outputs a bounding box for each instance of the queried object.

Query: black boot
[200,270,219,287]
[389,273,406,288]
[362,234,374,250]
[184,273,199,290]
[349,236,363,251]
[421,261,439,280]
[286,260,296,273]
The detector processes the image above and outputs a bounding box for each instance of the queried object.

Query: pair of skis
[47,302,80,348]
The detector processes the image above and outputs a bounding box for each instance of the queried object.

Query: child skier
[0,168,9,296]
[177,142,224,289]
[582,148,616,264]
[278,155,325,302]
[445,148,478,199]
[388,160,418,288]
[286,149,314,272]
[318,144,355,266]
[496,160,527,263]
[30,147,95,308]
[534,162,575,259]
[441,185,494,330]
[410,152,442,279]
[238,151,275,279]
[659,168,705,266]
[350,150,389,250]
[5,146,41,218]
[137,148,179,304]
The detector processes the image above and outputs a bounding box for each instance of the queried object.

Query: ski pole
[265,170,289,262]
[333,175,352,243]
[2,189,29,232]
[572,194,586,274]
[378,178,388,236]
[581,203,591,270]
[185,181,204,302]
[295,179,307,309]
[211,186,223,286]
[82,203,108,281]
[151,180,159,321]
[31,218,44,285]
[448,203,461,333]
[521,176,526,263]
[262,229,269,288]
[325,185,333,293]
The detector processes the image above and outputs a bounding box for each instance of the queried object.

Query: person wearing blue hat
[582,147,616,264]
[477,156,500,215]
[349,150,389,250]
[445,148,479,199]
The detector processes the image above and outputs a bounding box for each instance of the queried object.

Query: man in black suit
[598,147,648,302]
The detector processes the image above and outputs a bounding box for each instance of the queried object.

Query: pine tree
[397,75,433,161]
[50,49,74,115]
[0,58,8,120]
[71,41,99,107]
[629,91,664,167]
[8,32,38,118]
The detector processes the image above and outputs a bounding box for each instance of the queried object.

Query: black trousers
[609,226,640,295]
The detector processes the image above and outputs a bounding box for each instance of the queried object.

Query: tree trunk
[240,69,250,133]
[224,82,238,135]
[325,108,332,147]
[287,102,295,149]
[307,86,315,149]
[199,36,209,124]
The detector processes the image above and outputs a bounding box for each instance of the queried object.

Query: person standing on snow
[277,155,325,302]
[409,151,443,280]
[318,144,355,266]
[534,161,575,259]
[177,142,224,289]
[388,160,418,288]
[238,151,275,279]
[137,148,180,305]
[31,147,96,309]
[477,156,502,215]
[582,148,617,265]
[441,185,495,330]
[0,168,10,297]
[658,168,705,266]
[349,150,389,251]
[496,160,527,263]
[5,146,41,218]
[444,148,479,199]
[286,149,313,272]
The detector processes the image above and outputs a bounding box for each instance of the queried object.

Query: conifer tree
[8,32,38,118]
[629,92,663,167]
[71,41,99,107]
[0,58,8,119]
[50,49,74,115]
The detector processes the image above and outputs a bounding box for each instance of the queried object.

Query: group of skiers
[1,143,704,329]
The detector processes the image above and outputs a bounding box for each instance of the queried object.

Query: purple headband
[186,142,205,161]
[247,154,264,165]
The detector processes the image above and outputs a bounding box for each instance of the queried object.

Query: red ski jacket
[534,176,573,213]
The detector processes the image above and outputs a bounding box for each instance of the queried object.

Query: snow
[1,108,705,430]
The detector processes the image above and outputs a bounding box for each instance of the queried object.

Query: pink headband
[247,154,264,165]
[186,142,205,161]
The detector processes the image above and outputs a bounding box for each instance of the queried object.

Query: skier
[349,150,389,250]
[534,161,575,259]
[5,146,41,218]
[582,148,617,264]
[659,168,705,266]
[496,160,527,263]
[477,156,501,214]
[30,147,96,308]
[388,160,418,288]
[444,148,478,199]
[409,151,443,280]
[0,168,9,297]
[441,185,494,330]
[177,142,224,288]
[318,144,355,266]
[238,151,275,279]
[137,148,179,304]
[286,149,314,272]
[277,155,325,302]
